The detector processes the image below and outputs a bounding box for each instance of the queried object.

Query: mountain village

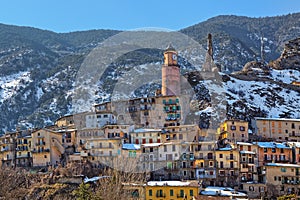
[1,35,300,200]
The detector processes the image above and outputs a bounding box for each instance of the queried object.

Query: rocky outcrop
[269,37,300,70]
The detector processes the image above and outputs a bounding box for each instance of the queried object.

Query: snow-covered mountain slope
[0,14,300,133]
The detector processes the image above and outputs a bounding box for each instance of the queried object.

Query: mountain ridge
[0,13,299,133]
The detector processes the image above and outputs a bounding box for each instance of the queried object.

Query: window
[149,189,152,196]
[281,168,286,172]
[44,155,47,158]
[231,125,236,130]
[272,148,276,153]
[240,126,245,131]
[180,189,184,198]
[170,189,174,196]
[179,134,183,139]
[190,190,194,196]
[172,145,176,152]
[164,146,167,152]
[248,146,251,151]
[274,176,277,181]
[220,161,224,168]
[249,186,254,191]
[264,148,267,153]
[219,154,223,158]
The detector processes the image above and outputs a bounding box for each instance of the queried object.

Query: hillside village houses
[1,35,300,199]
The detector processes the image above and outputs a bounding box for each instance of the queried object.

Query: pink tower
[161,44,181,96]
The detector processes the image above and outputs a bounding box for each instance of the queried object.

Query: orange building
[252,118,300,141]
[255,142,292,168]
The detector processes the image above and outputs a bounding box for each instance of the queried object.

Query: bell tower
[161,44,180,96]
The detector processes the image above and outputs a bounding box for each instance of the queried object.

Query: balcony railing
[198,174,216,179]
[226,156,236,160]
[36,142,46,146]
[31,148,50,153]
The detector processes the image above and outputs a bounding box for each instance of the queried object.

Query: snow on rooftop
[287,142,300,148]
[147,181,191,186]
[201,186,247,197]
[122,143,141,150]
[256,142,291,149]
[237,142,252,146]
[84,176,111,183]
[240,150,255,155]
[133,128,161,133]
[142,143,162,147]
[254,117,300,122]
[266,163,300,168]
[218,147,232,151]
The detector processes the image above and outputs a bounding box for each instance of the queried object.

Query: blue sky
[0,0,299,32]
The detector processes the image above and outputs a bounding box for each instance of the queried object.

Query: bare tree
[93,156,147,200]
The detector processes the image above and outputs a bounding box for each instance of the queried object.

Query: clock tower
[161,44,181,96]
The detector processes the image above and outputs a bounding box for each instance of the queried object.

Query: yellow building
[55,114,75,128]
[16,133,32,167]
[215,147,240,187]
[83,138,122,167]
[260,163,300,197]
[161,125,200,143]
[0,133,15,168]
[252,117,300,141]
[31,128,64,167]
[145,181,198,200]
[218,120,248,142]
[236,142,258,183]
[192,141,217,187]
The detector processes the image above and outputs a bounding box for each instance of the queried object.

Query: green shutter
[190,189,193,196]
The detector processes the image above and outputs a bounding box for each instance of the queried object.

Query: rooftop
[266,163,300,168]
[147,181,195,187]
[122,143,141,150]
[201,186,247,197]
[255,142,291,149]
[133,128,161,133]
[254,117,300,122]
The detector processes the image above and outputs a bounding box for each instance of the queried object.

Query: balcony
[198,174,217,179]
[17,154,30,158]
[36,142,46,146]
[282,179,300,185]
[226,156,236,160]
[31,148,50,153]
[163,99,179,105]
[241,178,254,183]
[240,160,254,164]
[203,156,216,160]
[177,194,186,198]
[156,194,166,198]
